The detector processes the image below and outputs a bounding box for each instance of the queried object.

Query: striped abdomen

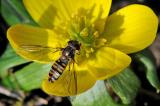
[48,56,68,83]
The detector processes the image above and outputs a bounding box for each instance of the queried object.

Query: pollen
[84,47,95,59]
[94,38,107,48]
[67,9,108,58]
[90,48,94,53]
[80,28,89,37]
[93,31,99,38]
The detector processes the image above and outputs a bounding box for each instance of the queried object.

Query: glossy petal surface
[23,0,112,29]
[42,64,96,96]
[103,4,158,54]
[88,47,131,80]
[7,24,67,63]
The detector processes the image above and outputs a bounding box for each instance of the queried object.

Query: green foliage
[2,63,51,91]
[0,45,28,78]
[132,49,160,92]
[71,81,126,106]
[0,0,43,92]
[1,0,37,25]
[71,69,140,106]
[107,68,140,104]
[0,0,159,105]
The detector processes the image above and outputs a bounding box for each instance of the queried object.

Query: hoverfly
[20,40,81,94]
[48,40,81,82]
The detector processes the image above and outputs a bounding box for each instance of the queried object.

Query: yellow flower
[7,0,158,96]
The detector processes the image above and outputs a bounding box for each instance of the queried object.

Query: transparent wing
[16,45,63,63]
[42,60,97,96]
[41,59,79,96]
[20,45,63,53]
[64,60,78,95]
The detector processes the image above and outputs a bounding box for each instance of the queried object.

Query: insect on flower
[7,0,158,96]
[48,40,81,83]
[20,40,81,94]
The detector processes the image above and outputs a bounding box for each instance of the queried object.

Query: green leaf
[71,81,126,106]
[0,45,29,78]
[2,62,51,91]
[107,68,140,104]
[133,49,160,92]
[1,0,37,25]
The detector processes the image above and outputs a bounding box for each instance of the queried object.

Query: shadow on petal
[102,14,125,43]
[38,5,59,29]
[103,5,158,54]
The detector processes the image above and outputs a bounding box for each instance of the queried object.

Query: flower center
[68,14,95,46]
[57,9,107,64]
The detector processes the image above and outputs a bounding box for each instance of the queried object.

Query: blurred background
[0,0,160,106]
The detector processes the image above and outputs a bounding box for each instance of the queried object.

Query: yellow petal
[7,24,67,63]
[88,47,131,80]
[42,64,96,96]
[103,4,158,54]
[23,0,112,29]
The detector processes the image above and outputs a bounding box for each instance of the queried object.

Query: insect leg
[72,61,78,95]
[67,61,72,94]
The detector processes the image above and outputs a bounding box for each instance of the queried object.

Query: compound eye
[76,44,80,50]
[68,40,72,44]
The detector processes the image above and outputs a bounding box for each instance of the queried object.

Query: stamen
[94,38,107,48]
[90,48,94,53]
[80,28,89,37]
[93,31,99,38]
[86,53,90,58]
[101,38,107,43]
[68,9,108,54]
